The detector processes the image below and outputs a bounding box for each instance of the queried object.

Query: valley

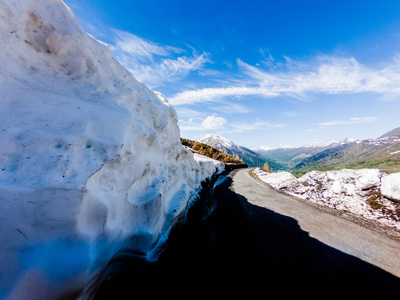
[196,127,400,174]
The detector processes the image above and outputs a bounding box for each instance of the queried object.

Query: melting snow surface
[381,173,400,202]
[253,168,400,230]
[0,1,224,299]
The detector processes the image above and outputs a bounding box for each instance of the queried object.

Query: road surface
[232,168,400,277]
[95,168,400,298]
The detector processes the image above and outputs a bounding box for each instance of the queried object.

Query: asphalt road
[233,168,400,277]
[95,168,400,298]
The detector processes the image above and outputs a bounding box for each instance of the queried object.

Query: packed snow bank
[0,1,224,299]
[253,169,297,189]
[193,153,225,182]
[381,173,400,202]
[253,168,400,230]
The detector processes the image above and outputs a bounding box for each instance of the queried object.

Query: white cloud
[318,116,377,127]
[178,114,227,132]
[111,30,209,88]
[170,55,400,105]
[201,114,227,129]
[239,56,400,96]
[170,86,279,105]
[230,120,288,132]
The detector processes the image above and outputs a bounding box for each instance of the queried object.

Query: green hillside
[345,142,400,173]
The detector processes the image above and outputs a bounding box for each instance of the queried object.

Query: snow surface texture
[381,172,400,202]
[253,168,400,230]
[0,1,224,299]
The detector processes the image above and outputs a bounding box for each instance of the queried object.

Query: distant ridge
[253,127,400,173]
[253,138,359,169]
[198,134,282,169]
[380,127,400,139]
[253,137,360,152]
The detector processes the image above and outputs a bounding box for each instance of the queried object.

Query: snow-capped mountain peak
[199,134,242,153]
[198,134,280,168]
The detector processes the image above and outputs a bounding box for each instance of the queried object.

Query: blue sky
[65,0,400,148]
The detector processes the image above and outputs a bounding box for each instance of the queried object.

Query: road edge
[245,168,400,241]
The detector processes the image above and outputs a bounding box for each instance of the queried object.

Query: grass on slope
[344,142,400,173]
[293,142,400,175]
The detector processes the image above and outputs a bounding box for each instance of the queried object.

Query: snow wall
[0,1,224,299]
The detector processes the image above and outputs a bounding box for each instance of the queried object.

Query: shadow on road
[95,173,400,298]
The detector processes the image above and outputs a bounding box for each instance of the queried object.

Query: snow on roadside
[253,169,297,189]
[381,172,400,202]
[253,168,400,230]
[0,1,224,299]
[193,153,225,182]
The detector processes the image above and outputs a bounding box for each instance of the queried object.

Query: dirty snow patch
[253,168,400,230]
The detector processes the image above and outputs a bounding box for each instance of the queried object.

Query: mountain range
[197,127,400,173]
[294,132,400,172]
[256,127,400,173]
[254,137,360,169]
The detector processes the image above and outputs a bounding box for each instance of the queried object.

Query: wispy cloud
[174,107,205,119]
[112,30,180,59]
[230,120,288,132]
[212,102,251,114]
[170,86,279,105]
[318,116,377,127]
[110,30,209,88]
[170,55,400,105]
